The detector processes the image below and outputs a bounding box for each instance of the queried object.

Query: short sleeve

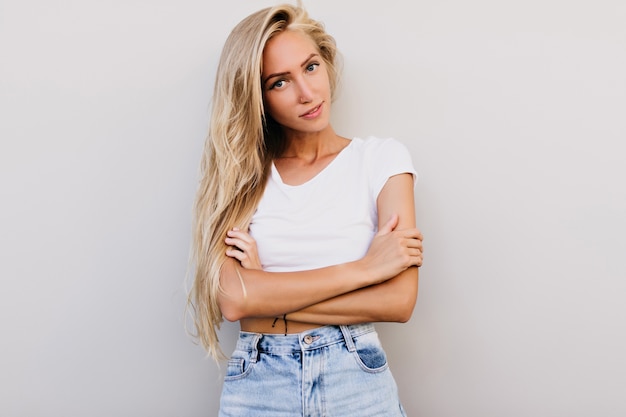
[365,137,418,200]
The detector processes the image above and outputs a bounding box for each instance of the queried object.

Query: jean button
[303,335,314,344]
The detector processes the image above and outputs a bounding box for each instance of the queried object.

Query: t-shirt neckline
[271,138,356,188]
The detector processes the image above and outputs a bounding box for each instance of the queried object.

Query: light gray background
[1,0,625,416]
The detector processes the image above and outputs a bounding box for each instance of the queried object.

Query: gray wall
[1,0,624,416]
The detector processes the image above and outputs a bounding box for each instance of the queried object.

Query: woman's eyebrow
[300,53,319,67]
[263,53,320,85]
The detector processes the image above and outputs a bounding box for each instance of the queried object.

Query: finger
[225,237,246,251]
[227,229,254,243]
[225,234,257,252]
[414,251,423,266]
[400,228,423,240]
[225,248,245,261]
[409,241,423,251]
[377,213,399,235]
[409,253,423,267]
[401,235,423,248]
[225,236,242,245]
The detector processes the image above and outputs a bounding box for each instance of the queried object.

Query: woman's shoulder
[351,136,410,156]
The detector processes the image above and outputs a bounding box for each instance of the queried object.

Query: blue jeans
[219,323,407,416]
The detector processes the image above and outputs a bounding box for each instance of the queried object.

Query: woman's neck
[279,125,346,161]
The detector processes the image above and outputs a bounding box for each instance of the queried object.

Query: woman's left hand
[225,228,262,270]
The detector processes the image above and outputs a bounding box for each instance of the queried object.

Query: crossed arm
[218,173,422,325]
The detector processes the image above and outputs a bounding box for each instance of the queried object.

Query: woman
[189,3,423,416]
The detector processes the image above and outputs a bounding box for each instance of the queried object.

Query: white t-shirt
[248,136,417,272]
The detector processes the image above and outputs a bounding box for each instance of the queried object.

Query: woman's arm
[286,173,420,324]
[284,271,418,324]
[218,203,422,322]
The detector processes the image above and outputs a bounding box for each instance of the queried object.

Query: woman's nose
[297,79,313,104]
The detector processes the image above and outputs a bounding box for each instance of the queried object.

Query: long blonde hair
[189,2,341,359]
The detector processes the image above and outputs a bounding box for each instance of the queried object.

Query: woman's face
[262,30,332,136]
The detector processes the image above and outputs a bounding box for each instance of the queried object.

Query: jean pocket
[351,330,389,373]
[224,350,255,380]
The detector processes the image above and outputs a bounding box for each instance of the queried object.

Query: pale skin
[218,29,423,334]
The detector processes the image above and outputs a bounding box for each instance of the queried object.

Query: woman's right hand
[225,227,262,270]
[361,214,423,283]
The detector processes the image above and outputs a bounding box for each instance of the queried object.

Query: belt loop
[339,325,356,352]
[249,333,262,363]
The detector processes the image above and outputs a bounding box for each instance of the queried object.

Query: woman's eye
[270,80,285,90]
[306,63,319,72]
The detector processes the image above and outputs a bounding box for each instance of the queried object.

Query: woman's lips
[299,102,323,119]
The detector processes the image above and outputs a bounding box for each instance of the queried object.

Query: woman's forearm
[286,267,419,325]
[218,257,372,321]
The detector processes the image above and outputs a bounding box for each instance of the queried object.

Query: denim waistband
[235,323,376,355]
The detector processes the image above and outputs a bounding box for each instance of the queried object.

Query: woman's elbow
[220,308,241,323]
[218,260,250,322]
[394,295,417,323]
[218,295,246,322]
[391,282,418,322]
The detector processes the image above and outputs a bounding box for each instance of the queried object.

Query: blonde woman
[190,3,423,416]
